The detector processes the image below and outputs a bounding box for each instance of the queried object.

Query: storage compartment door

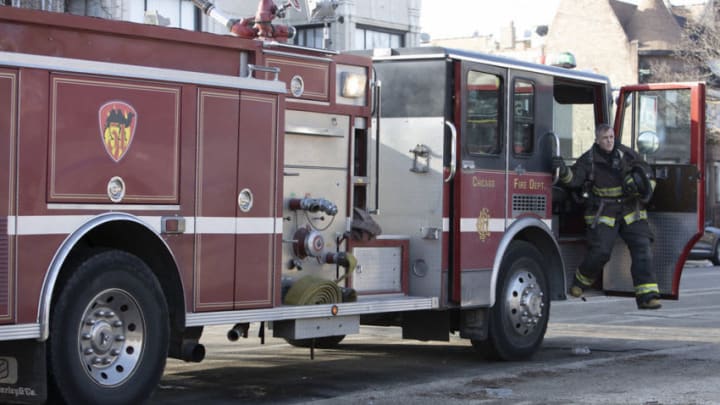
[234,91,281,309]
[0,69,17,322]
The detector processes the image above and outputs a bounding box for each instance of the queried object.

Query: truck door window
[552,81,601,160]
[617,89,692,164]
[512,79,535,155]
[466,71,502,156]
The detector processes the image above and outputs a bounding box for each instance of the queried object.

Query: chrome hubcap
[504,270,545,336]
[78,289,144,387]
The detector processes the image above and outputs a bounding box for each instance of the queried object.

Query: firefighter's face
[596,129,615,152]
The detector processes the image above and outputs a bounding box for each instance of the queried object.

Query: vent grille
[512,194,546,217]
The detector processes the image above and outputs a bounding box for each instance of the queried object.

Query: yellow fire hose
[284,275,342,305]
[284,253,357,305]
[282,253,358,352]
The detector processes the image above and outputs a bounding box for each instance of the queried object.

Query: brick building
[429,0,708,88]
[545,0,691,87]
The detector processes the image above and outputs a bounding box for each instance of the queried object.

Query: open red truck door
[604,83,706,298]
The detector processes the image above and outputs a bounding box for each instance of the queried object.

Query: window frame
[354,24,405,50]
[511,78,536,157]
[464,69,504,158]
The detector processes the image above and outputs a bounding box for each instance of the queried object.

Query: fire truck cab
[367,46,706,353]
[0,5,708,404]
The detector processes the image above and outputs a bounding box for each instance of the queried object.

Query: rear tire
[48,250,169,404]
[472,241,549,361]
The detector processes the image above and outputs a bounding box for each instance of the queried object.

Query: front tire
[49,250,169,404]
[473,241,550,361]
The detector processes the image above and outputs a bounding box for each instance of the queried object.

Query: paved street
[152,263,720,404]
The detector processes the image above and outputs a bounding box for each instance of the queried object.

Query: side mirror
[637,131,659,155]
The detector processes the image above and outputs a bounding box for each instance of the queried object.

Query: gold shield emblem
[476,208,490,242]
[99,101,137,162]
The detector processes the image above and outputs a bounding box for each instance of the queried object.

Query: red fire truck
[0,2,710,404]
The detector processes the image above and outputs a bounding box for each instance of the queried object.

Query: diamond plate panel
[352,246,402,293]
[604,212,697,294]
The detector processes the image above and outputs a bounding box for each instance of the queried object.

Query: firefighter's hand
[552,156,568,177]
[624,173,639,196]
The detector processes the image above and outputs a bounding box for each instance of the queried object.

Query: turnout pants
[575,217,659,298]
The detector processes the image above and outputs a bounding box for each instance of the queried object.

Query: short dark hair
[595,123,613,138]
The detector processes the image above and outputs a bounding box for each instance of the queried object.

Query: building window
[144,0,197,29]
[354,26,404,50]
[294,25,326,48]
[66,0,117,18]
[64,0,197,29]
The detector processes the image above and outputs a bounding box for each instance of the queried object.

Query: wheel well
[52,220,185,340]
[512,227,565,300]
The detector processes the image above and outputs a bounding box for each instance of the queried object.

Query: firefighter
[552,123,661,310]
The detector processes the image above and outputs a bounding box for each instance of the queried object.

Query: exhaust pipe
[180,342,206,363]
[227,323,250,341]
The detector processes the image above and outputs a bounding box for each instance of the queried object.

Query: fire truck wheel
[285,335,346,348]
[473,240,549,361]
[48,250,169,405]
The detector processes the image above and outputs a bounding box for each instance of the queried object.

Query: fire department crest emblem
[99,101,137,162]
[476,208,490,242]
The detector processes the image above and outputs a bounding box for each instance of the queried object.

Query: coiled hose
[284,275,342,305]
[284,252,358,305]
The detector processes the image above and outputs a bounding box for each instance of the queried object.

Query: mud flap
[402,310,449,341]
[0,340,47,404]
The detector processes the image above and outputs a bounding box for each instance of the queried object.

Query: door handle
[545,132,561,185]
[444,120,457,183]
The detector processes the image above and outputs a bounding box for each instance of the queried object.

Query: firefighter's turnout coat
[560,143,653,228]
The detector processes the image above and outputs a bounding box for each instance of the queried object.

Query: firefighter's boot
[569,272,593,298]
[636,293,661,310]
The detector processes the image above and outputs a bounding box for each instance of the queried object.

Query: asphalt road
[151,262,720,405]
